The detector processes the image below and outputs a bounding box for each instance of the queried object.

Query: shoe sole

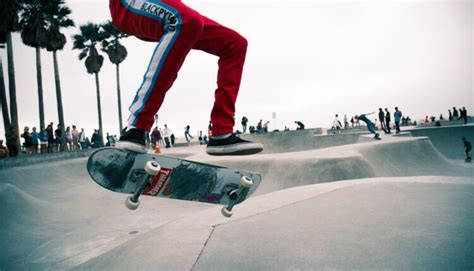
[115,141,148,154]
[206,142,263,156]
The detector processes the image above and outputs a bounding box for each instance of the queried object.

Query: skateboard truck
[125,160,161,210]
[221,176,253,218]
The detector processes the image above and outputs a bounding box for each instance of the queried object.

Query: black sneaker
[206,133,263,156]
[115,127,147,154]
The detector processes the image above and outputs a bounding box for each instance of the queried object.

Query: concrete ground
[0,125,473,270]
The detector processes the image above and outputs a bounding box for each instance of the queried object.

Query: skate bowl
[0,127,473,270]
[406,124,474,159]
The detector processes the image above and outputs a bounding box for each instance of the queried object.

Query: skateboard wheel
[125,196,140,210]
[240,176,253,188]
[221,206,233,218]
[144,161,161,176]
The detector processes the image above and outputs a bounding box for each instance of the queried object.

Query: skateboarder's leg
[111,0,204,152]
[124,1,204,131]
[192,16,247,136]
[192,17,262,155]
[367,122,376,134]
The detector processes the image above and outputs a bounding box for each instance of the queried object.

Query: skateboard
[87,147,262,217]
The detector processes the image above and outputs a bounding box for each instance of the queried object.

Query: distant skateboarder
[355,113,381,140]
[109,0,263,155]
[462,137,472,162]
[295,121,305,130]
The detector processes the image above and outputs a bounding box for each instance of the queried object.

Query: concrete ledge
[0,149,95,169]
[392,132,413,137]
[241,128,322,153]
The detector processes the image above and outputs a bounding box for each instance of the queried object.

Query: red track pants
[110,0,247,135]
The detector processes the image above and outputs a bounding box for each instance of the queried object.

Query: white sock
[212,133,232,140]
[126,125,136,132]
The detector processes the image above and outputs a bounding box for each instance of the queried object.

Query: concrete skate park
[0,124,473,270]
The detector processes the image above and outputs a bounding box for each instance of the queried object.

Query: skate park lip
[0,124,473,270]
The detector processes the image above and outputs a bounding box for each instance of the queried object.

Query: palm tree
[19,0,50,131]
[72,23,108,147]
[44,0,74,151]
[101,21,128,133]
[0,0,23,156]
[0,56,10,134]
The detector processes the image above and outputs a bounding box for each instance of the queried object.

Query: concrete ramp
[0,126,473,270]
[193,137,472,195]
[73,176,474,271]
[407,125,474,159]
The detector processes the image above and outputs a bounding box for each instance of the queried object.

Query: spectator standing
[384,108,391,134]
[332,114,342,134]
[91,129,101,148]
[448,110,452,121]
[256,119,263,133]
[79,128,86,150]
[241,116,248,133]
[39,127,48,154]
[21,126,33,155]
[459,107,468,124]
[452,107,459,119]
[151,127,160,149]
[394,107,402,133]
[65,126,73,151]
[157,128,164,146]
[378,108,386,133]
[31,127,39,155]
[46,123,54,153]
[72,125,80,151]
[344,115,349,129]
[162,124,172,148]
[55,124,63,152]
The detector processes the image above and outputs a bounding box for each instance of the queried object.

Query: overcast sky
[1,0,472,139]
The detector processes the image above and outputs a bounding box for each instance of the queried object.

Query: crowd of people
[330,107,407,134]
[0,106,470,159]
[423,106,469,125]
[0,122,116,158]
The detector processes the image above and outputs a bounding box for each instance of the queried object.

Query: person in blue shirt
[394,107,402,133]
[39,127,49,154]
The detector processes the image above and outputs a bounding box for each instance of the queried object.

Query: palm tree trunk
[52,50,66,150]
[95,72,104,147]
[6,32,21,155]
[0,57,12,134]
[36,47,45,129]
[116,63,123,133]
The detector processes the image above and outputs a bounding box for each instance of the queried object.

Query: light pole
[272,112,277,131]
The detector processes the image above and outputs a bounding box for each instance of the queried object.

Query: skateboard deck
[87,147,262,217]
